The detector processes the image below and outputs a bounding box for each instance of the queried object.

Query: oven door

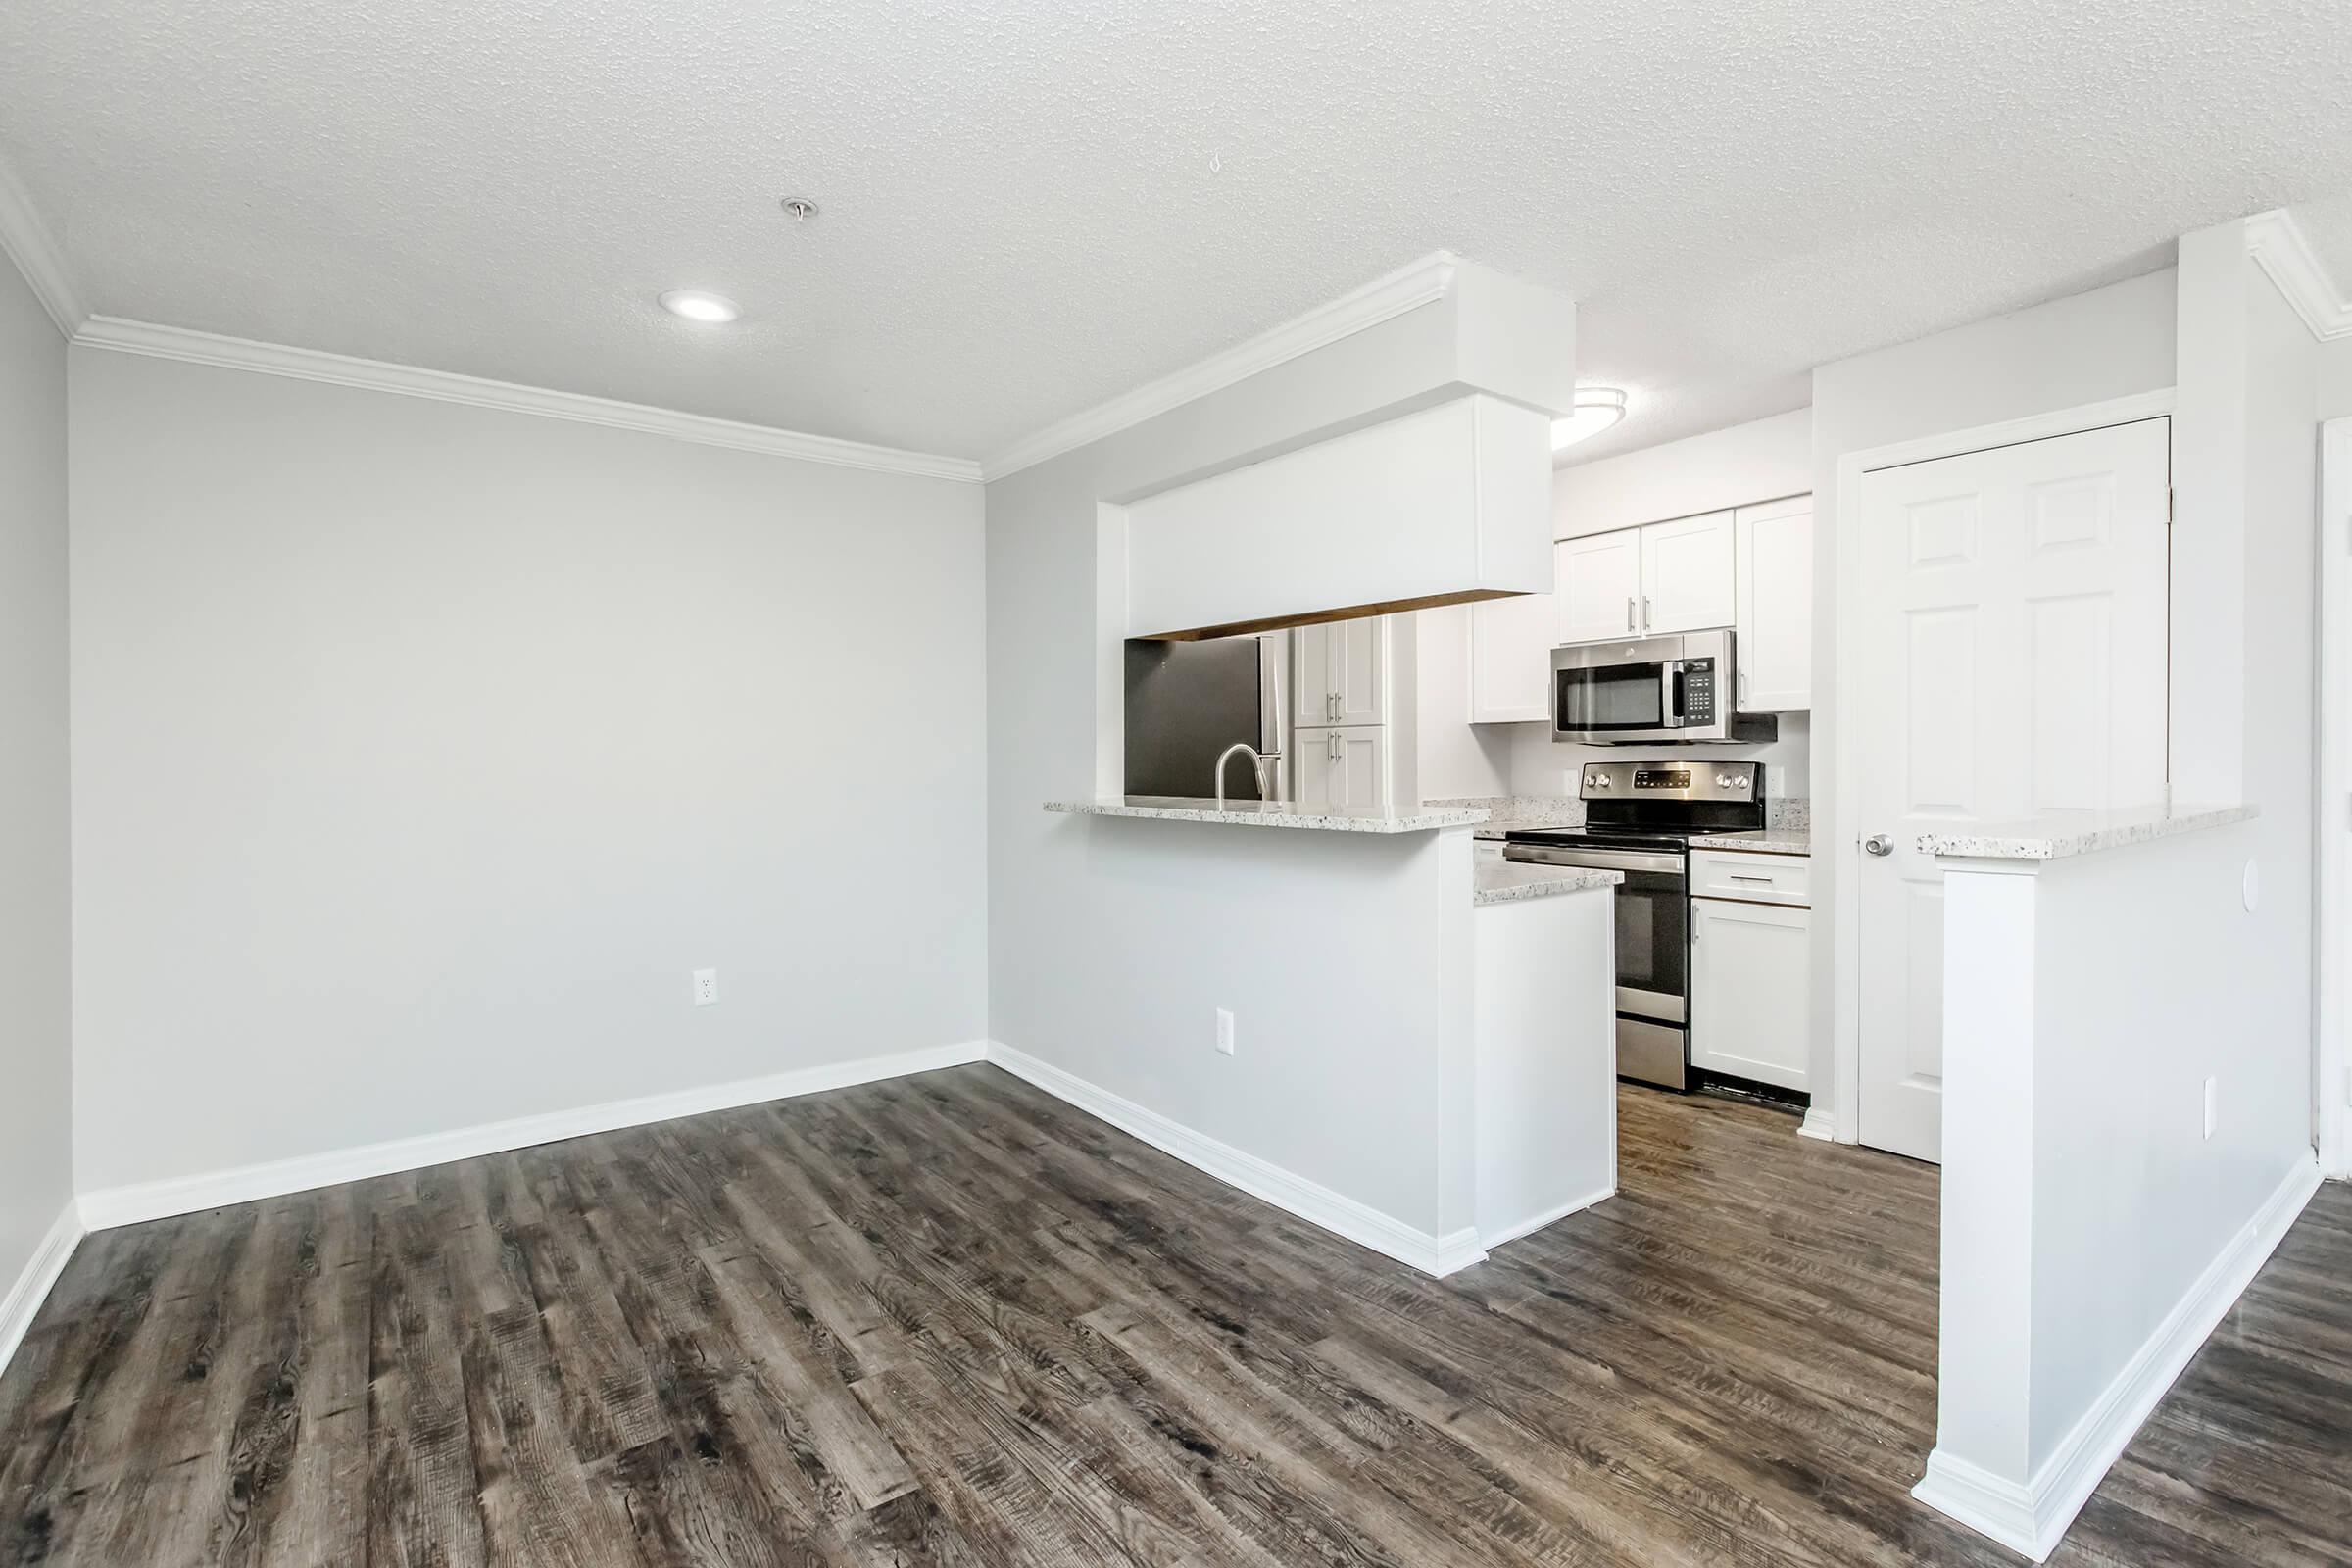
[1498,844,1687,1021]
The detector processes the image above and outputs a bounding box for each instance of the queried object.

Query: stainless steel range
[1501,760,1766,1091]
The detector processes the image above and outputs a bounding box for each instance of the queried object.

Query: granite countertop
[1425,796,1585,841]
[1473,862,1623,906]
[1918,803,2256,862]
[1045,797,1490,834]
[1686,827,1812,856]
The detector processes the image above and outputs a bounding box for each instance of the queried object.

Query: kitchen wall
[0,252,73,1314]
[2323,334,2352,421]
[1808,265,2180,1110]
[1505,407,1818,806]
[68,349,990,1194]
[988,299,1507,1243]
[1553,406,1812,539]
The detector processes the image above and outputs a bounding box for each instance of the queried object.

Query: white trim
[978,252,1461,482]
[71,317,984,483]
[0,153,87,337]
[76,1040,990,1229]
[1796,1106,1837,1142]
[1913,1152,2322,1561]
[2245,209,2352,343]
[1829,388,2177,1146]
[2322,416,2352,1180]
[1476,1185,1616,1251]
[0,1204,84,1379]
[983,1041,1488,1277]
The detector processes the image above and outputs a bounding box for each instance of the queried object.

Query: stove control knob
[1586,772,1609,789]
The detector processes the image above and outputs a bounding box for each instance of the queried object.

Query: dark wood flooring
[2,1066,2346,1566]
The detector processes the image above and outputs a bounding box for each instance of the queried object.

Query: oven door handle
[1503,845,1684,876]
[1659,659,1686,728]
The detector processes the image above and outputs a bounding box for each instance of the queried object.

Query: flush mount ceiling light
[658,289,741,324]
[1551,386,1628,450]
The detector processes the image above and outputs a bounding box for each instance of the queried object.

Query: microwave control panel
[1681,657,1717,722]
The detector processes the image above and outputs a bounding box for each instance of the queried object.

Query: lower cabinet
[1293,724,1390,811]
[1689,894,1811,1092]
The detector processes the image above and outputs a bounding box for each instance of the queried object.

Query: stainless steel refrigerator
[1123,635,1286,801]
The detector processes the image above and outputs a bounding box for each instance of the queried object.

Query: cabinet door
[1331,615,1388,727]
[1639,511,1736,634]
[1556,530,1643,644]
[1293,623,1336,724]
[1293,725,1390,811]
[1734,496,1813,712]
[1689,897,1811,1092]
[1468,591,1555,723]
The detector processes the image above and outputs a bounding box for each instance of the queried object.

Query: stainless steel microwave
[1550,629,1779,746]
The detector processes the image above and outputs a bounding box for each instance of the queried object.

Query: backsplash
[1768,797,1809,831]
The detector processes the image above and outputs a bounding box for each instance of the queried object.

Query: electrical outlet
[693,968,719,1007]
[1214,1008,1236,1056]
[2203,1076,2217,1141]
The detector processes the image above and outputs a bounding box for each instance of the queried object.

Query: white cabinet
[1467,588,1556,724]
[1556,530,1643,643]
[1295,616,1389,728]
[1734,496,1813,712]
[1638,510,1737,634]
[1690,877,1811,1093]
[1294,725,1390,811]
[1556,512,1734,643]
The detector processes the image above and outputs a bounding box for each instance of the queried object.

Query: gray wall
[68,350,990,1192]
[0,253,72,1291]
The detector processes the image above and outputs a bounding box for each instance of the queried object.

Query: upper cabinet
[1556,513,1736,643]
[1556,531,1644,643]
[1467,589,1555,724]
[1734,496,1814,712]
[1294,615,1390,728]
[1637,511,1736,634]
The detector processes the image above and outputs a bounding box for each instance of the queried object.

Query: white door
[1690,897,1812,1092]
[1557,530,1643,644]
[1735,496,1813,712]
[1639,511,1737,634]
[1856,417,2170,1163]
[1294,725,1390,810]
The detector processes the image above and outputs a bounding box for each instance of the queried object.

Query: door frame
[2319,416,2352,1179]
[1829,388,2178,1145]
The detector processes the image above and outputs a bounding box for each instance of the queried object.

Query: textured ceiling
[3,0,2350,466]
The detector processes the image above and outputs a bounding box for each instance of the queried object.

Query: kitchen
[1106,402,1822,1160]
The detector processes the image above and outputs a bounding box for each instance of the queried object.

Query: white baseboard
[984,1042,1488,1277]
[1478,1184,1616,1251]
[1914,1152,2322,1562]
[1797,1106,1837,1142]
[0,1203,84,1379]
[76,1040,991,1230]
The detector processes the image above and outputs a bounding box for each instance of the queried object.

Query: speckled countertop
[1685,827,1812,856]
[1473,863,1623,906]
[1045,797,1489,834]
[1425,796,1585,841]
[1919,804,2256,862]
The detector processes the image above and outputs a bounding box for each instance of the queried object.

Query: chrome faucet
[1215,742,1275,811]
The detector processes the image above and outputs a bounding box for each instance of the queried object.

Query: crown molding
[0,154,88,338]
[72,316,984,482]
[979,250,1462,482]
[2245,208,2352,342]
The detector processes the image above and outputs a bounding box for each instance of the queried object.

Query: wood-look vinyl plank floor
[3,1066,2346,1566]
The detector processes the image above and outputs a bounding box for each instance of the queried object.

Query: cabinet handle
[1626,597,1635,632]
[1643,596,1653,630]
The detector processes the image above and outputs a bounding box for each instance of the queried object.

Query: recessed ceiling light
[1551,387,1628,450]
[658,289,741,324]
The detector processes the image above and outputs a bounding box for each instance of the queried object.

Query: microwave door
[1557,661,1672,736]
